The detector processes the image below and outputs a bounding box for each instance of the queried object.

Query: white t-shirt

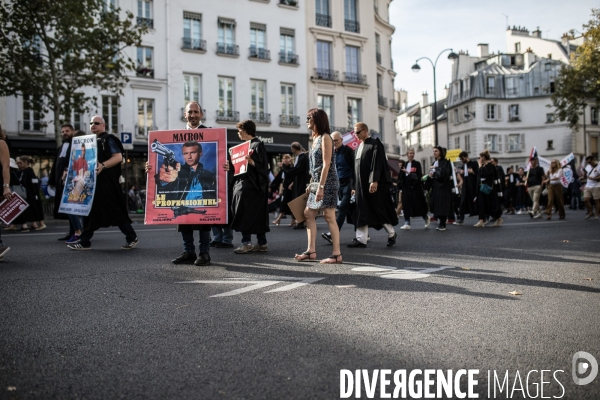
[587,165,600,188]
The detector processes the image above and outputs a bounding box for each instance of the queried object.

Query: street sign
[446,148,462,162]
[120,132,134,150]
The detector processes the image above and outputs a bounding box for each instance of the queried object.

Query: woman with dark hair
[231,119,271,253]
[474,150,503,227]
[399,148,430,229]
[15,156,47,231]
[294,108,341,264]
[427,146,453,231]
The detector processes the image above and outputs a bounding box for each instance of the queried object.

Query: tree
[0,0,147,146]
[552,8,600,128]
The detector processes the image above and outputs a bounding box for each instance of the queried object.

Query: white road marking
[176,275,326,297]
[352,266,397,272]
[351,265,454,280]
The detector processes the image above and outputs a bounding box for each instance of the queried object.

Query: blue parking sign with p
[121,132,133,150]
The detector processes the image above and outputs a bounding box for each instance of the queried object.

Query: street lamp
[411,49,458,146]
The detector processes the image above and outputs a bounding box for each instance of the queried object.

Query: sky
[389,0,597,105]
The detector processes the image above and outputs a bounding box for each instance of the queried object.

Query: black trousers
[79,223,137,247]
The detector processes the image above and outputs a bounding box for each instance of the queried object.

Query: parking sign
[120,132,133,150]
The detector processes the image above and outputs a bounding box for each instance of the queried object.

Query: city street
[1,213,599,399]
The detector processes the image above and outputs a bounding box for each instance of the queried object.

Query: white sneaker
[533,213,542,219]
[493,218,503,227]
[424,216,431,229]
[517,210,523,215]
[400,224,411,230]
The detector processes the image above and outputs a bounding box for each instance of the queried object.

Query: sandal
[272,219,281,226]
[320,254,342,264]
[294,251,316,262]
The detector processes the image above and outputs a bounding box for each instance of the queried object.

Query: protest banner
[342,131,360,150]
[229,141,250,175]
[0,193,29,225]
[58,134,97,216]
[145,128,228,225]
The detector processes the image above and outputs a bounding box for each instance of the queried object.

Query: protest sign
[58,134,97,216]
[145,128,228,225]
[229,141,250,176]
[0,193,29,225]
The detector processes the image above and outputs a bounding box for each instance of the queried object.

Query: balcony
[216,110,239,123]
[136,66,154,78]
[312,68,338,81]
[216,43,239,56]
[344,19,360,33]
[316,13,332,27]
[18,120,47,133]
[136,16,153,29]
[249,47,271,61]
[280,115,300,126]
[343,72,367,85]
[507,88,519,95]
[378,95,387,108]
[279,0,298,5]
[376,52,382,64]
[250,112,271,124]
[182,37,206,52]
[279,51,299,65]
[389,99,401,111]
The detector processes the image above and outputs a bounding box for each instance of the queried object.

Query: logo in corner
[572,351,598,385]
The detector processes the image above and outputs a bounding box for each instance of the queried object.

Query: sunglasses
[90,121,104,125]
[306,116,312,122]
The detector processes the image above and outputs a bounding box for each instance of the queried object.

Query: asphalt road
[1,211,599,399]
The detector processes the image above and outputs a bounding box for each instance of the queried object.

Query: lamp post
[411,49,458,146]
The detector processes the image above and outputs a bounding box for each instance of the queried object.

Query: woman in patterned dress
[294,108,342,264]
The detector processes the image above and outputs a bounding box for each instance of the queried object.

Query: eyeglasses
[332,139,341,143]
[306,116,312,122]
[90,121,104,125]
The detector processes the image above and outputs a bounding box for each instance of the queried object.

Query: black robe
[429,159,453,217]
[270,166,294,214]
[353,137,398,229]
[49,139,72,219]
[285,152,309,200]
[18,167,44,221]
[84,132,131,230]
[459,160,479,217]
[230,138,270,234]
[400,160,428,218]
[476,163,502,220]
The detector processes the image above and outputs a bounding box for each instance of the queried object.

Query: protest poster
[145,128,228,225]
[229,141,250,175]
[342,131,360,150]
[58,134,97,216]
[0,193,29,225]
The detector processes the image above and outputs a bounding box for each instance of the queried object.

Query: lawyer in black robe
[428,146,453,229]
[457,152,479,221]
[400,154,428,221]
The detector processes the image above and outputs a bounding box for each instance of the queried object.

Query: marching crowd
[0,103,598,266]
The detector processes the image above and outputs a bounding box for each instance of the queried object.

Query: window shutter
[497,104,502,120]
[483,134,488,150]
[520,133,525,150]
[498,135,503,152]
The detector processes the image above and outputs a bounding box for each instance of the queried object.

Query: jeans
[570,194,580,209]
[68,214,82,232]
[79,223,137,247]
[211,226,233,244]
[242,232,267,245]
[336,180,352,230]
[182,229,210,254]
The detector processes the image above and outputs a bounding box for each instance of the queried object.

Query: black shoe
[57,234,72,241]
[293,222,306,229]
[321,232,332,244]
[347,238,367,248]
[387,232,397,247]
[172,252,197,264]
[194,252,211,266]
[209,240,221,247]
[215,242,234,248]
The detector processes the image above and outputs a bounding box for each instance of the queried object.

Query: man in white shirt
[583,156,600,219]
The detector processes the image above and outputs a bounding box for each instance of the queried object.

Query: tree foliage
[552,8,600,128]
[0,0,147,145]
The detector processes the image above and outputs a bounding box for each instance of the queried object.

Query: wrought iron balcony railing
[137,17,153,29]
[249,47,271,60]
[280,115,300,126]
[316,13,332,27]
[249,112,271,124]
[344,19,360,33]
[216,43,239,56]
[182,37,207,51]
[378,95,387,107]
[279,0,298,5]
[279,51,299,65]
[216,110,239,122]
[312,68,338,81]
[389,99,401,111]
[343,72,367,85]
[136,66,154,78]
[376,52,382,64]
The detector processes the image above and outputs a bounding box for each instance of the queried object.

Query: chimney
[524,51,536,68]
[531,27,542,38]
[443,85,449,99]
[477,43,489,58]
[421,91,429,107]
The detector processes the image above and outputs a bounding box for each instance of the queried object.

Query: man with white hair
[321,131,355,244]
[67,116,138,250]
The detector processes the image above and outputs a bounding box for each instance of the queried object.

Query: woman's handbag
[11,185,27,199]
[479,183,492,195]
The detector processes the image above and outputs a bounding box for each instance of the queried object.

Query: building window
[546,113,555,123]
[65,94,84,131]
[464,134,470,152]
[347,98,361,127]
[508,134,521,151]
[217,18,237,55]
[250,79,266,119]
[218,76,235,117]
[485,134,499,152]
[417,131,422,150]
[378,116,384,142]
[316,40,332,74]
[22,95,42,131]
[318,95,333,126]
[550,82,555,93]
[316,0,331,27]
[545,63,551,71]
[183,12,204,51]
[506,77,519,95]
[486,104,498,120]
[137,0,153,28]
[250,23,268,59]
[547,140,554,150]
[591,107,598,125]
[345,45,361,83]
[137,98,154,136]
[515,42,521,53]
[454,136,460,150]
[279,29,296,64]
[509,104,519,121]
[462,78,470,98]
[102,95,119,134]
[280,84,296,125]
[486,76,495,95]
[453,109,459,124]
[344,0,359,33]
[136,46,154,78]
[375,33,381,64]
[183,74,201,108]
